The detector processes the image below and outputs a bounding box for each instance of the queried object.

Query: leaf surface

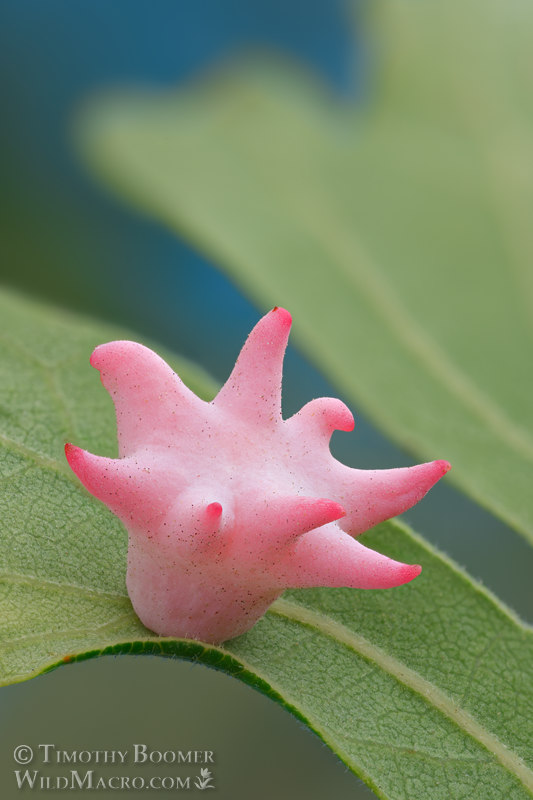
[1,289,532,800]
[76,0,533,543]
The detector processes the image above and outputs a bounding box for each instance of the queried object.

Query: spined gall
[66,308,450,643]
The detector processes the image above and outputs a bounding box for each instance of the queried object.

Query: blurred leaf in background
[77,0,533,546]
[0,0,355,361]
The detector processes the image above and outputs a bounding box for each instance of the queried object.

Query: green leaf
[1,288,532,799]
[76,0,533,544]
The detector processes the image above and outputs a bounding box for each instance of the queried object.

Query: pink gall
[65,307,450,643]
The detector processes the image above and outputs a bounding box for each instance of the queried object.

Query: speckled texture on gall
[66,308,449,642]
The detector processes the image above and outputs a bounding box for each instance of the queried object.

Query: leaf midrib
[0,572,127,600]
[5,565,532,793]
[1,611,135,649]
[269,596,533,795]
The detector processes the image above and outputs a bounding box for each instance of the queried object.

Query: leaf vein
[0,572,128,600]
[0,611,136,649]
[269,597,533,794]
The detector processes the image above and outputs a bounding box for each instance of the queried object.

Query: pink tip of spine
[89,345,105,369]
[332,402,355,432]
[206,502,223,519]
[401,563,422,585]
[321,499,346,522]
[64,442,80,466]
[271,306,292,327]
[90,340,137,370]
